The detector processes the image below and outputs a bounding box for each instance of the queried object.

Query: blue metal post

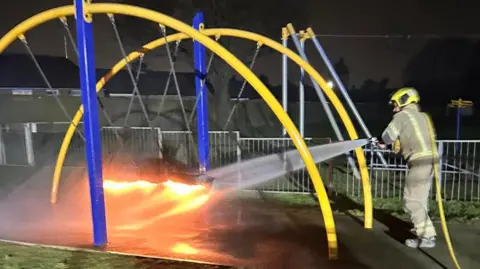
[456,106,461,140]
[74,0,107,246]
[193,12,210,172]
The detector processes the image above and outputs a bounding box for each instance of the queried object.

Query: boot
[405,237,436,248]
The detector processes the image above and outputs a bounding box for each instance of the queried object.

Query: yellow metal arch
[52,28,373,230]
[0,4,341,259]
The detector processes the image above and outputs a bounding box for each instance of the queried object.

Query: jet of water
[206,139,369,192]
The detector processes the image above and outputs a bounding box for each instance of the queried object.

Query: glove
[393,139,401,153]
[369,137,379,146]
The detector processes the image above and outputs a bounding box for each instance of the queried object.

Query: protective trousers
[403,160,437,238]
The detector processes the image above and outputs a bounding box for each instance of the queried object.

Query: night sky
[2,0,480,89]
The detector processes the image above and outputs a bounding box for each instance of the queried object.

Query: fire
[102,179,205,197]
[162,180,206,196]
[103,178,211,230]
[103,179,158,195]
[172,243,198,255]
[158,194,210,218]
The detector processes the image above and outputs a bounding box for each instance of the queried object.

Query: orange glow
[103,179,205,197]
[172,243,198,255]
[103,179,158,195]
[159,194,210,218]
[162,180,206,196]
[103,177,211,231]
[116,193,210,231]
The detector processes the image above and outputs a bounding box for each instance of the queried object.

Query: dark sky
[2,0,480,88]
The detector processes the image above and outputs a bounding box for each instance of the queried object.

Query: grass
[235,191,480,224]
[0,242,233,269]
[349,197,480,223]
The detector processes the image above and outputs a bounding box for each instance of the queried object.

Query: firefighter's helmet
[389,87,420,107]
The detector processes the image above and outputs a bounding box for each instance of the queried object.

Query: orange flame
[172,243,198,255]
[162,180,206,196]
[103,179,158,195]
[103,179,205,196]
[159,194,210,218]
[103,178,211,230]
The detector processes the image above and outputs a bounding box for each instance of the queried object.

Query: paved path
[0,166,478,268]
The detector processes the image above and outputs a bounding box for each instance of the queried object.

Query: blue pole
[193,12,210,172]
[456,106,461,140]
[74,0,107,246]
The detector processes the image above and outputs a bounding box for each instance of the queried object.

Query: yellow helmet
[389,87,420,107]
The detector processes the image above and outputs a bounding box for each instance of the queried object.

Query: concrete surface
[0,165,478,268]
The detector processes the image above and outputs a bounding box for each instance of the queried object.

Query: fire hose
[425,113,461,269]
[371,115,461,268]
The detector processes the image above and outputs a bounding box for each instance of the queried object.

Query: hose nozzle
[369,137,379,147]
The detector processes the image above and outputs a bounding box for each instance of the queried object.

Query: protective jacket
[381,104,435,162]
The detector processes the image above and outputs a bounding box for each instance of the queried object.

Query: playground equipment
[0,2,465,268]
[0,2,376,259]
[281,25,389,171]
[448,98,473,140]
[11,3,472,267]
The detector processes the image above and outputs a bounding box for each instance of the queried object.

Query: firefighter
[377,87,437,248]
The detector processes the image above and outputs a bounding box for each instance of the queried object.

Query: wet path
[0,167,478,268]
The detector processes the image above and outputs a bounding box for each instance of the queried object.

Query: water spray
[196,139,369,193]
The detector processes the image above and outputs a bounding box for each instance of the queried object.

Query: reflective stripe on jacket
[381,104,436,161]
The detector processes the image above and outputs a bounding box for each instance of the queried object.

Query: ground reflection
[0,172,348,268]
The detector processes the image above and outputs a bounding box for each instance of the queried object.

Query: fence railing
[0,122,479,201]
[359,140,480,201]
[238,137,333,193]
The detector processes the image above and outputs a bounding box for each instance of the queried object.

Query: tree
[349,78,390,102]
[334,57,349,90]
[113,0,311,129]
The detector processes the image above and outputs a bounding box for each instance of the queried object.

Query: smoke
[0,164,92,245]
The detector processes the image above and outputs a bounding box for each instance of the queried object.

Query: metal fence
[237,137,333,193]
[0,123,479,201]
[65,128,331,194]
[339,140,480,201]
[65,127,241,169]
[0,123,34,166]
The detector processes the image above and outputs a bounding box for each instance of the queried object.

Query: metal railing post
[24,123,35,166]
[437,141,444,201]
[0,124,6,165]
